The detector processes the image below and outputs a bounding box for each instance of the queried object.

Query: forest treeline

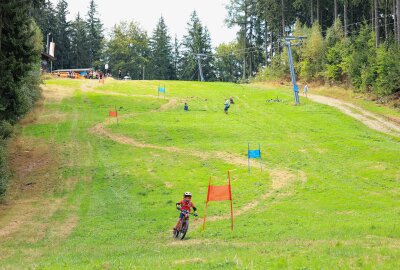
[34,0,400,97]
[0,0,43,198]
[4,0,400,94]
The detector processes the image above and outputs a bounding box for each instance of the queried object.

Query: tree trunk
[375,0,379,47]
[0,12,2,52]
[394,0,397,44]
[397,0,400,46]
[249,19,253,77]
[371,0,374,32]
[395,0,398,45]
[344,0,348,37]
[334,0,338,19]
[310,0,314,24]
[281,0,285,36]
[243,30,246,79]
[243,3,248,79]
[264,20,268,66]
[317,0,320,22]
[384,0,388,45]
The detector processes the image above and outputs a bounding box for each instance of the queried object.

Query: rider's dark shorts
[179,210,189,219]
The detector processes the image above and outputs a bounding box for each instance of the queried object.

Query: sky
[51,0,239,47]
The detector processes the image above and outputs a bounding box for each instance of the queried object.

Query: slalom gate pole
[259,143,262,172]
[115,105,119,125]
[202,176,211,232]
[248,143,250,175]
[228,171,234,231]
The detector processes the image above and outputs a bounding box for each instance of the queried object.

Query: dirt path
[308,94,400,137]
[92,120,267,170]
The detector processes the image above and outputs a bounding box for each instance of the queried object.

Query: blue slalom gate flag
[248,149,261,159]
[158,87,165,93]
[248,143,262,174]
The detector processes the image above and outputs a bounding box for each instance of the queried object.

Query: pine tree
[181,11,215,81]
[70,13,89,68]
[54,0,71,69]
[32,0,57,51]
[173,35,182,80]
[86,0,104,68]
[148,16,175,80]
[0,0,42,122]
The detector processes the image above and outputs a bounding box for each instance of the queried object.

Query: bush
[0,141,9,199]
[254,53,288,82]
[373,46,400,96]
[348,25,377,91]
[0,121,13,140]
[298,22,326,81]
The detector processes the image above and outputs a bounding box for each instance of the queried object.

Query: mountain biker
[174,192,198,233]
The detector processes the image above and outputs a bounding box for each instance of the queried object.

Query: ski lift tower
[196,53,207,82]
[284,36,306,105]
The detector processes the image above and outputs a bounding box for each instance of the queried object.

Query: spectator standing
[303,84,309,97]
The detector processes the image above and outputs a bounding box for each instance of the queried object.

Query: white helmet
[184,191,192,197]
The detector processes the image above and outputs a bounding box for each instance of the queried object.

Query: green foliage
[181,11,215,81]
[298,23,326,81]
[0,140,8,200]
[53,0,71,69]
[0,3,42,123]
[0,1,42,198]
[373,46,400,95]
[148,17,175,80]
[348,25,377,91]
[86,0,104,68]
[0,121,13,140]
[70,13,90,68]
[325,20,350,83]
[32,0,57,52]
[106,21,149,79]
[254,53,287,81]
[214,42,242,82]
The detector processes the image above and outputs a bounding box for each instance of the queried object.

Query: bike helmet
[184,191,192,197]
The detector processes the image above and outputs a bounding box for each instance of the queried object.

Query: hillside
[0,79,399,269]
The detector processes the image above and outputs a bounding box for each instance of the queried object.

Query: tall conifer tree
[54,0,71,69]
[86,0,104,68]
[148,17,175,80]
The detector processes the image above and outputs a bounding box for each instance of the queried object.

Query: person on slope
[224,98,230,114]
[303,84,309,97]
[174,192,197,233]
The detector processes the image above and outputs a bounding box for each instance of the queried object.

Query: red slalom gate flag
[109,110,118,117]
[203,171,234,232]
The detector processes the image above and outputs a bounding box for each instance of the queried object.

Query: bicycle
[173,210,197,240]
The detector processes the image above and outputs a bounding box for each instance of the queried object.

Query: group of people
[183,96,235,114]
[86,70,105,80]
[182,84,309,113]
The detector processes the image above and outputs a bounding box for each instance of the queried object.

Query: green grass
[1,79,400,269]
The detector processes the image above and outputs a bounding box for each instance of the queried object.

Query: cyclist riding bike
[173,192,198,234]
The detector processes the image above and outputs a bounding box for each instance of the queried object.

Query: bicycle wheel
[178,220,189,240]
[173,227,179,238]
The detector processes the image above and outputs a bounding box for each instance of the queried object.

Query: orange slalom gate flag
[203,171,234,232]
[207,185,232,202]
[109,110,118,117]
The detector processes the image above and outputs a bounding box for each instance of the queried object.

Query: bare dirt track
[308,94,400,137]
